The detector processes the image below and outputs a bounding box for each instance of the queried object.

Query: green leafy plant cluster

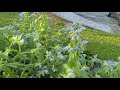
[0,12,120,78]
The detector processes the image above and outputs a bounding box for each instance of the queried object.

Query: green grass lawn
[0,12,19,27]
[81,29,120,61]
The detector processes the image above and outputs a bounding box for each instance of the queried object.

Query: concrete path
[52,12,120,34]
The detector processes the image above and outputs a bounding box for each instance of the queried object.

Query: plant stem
[12,52,31,62]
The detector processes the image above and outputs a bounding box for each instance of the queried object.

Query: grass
[81,28,120,61]
[0,12,70,29]
[0,12,19,27]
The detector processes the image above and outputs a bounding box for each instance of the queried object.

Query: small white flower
[71,36,75,41]
[46,51,52,56]
[69,48,74,51]
[2,26,14,30]
[57,52,61,55]
[19,12,25,20]
[51,65,57,72]
[82,40,89,45]
[85,66,90,70]
[50,56,55,62]
[63,46,70,51]
[34,37,39,41]
[76,34,81,40]
[35,63,42,68]
[43,70,49,74]
[28,76,33,78]
[106,60,118,70]
[17,75,20,78]
[69,26,74,32]
[74,46,80,50]
[50,76,53,78]
[37,43,42,48]
[57,52,64,59]
[67,69,75,78]
[67,73,75,78]
[67,69,74,73]
[16,30,21,35]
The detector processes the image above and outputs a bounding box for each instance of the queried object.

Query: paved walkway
[52,12,120,34]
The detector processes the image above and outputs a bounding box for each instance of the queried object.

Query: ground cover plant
[81,29,120,60]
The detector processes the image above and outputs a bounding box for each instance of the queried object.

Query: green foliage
[1,12,120,78]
